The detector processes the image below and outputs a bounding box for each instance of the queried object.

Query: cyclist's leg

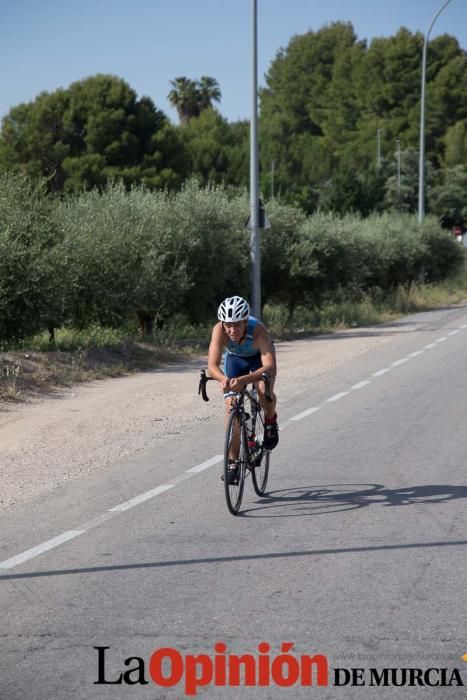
[253,348,277,418]
[253,354,279,449]
[223,353,250,460]
[256,374,277,419]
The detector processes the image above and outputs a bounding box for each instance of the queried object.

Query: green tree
[0,90,70,190]
[352,29,424,167]
[259,22,362,212]
[443,120,467,167]
[319,165,386,216]
[180,110,249,187]
[259,23,467,215]
[384,147,436,213]
[197,76,221,111]
[430,164,467,228]
[425,39,467,163]
[0,173,67,340]
[181,110,232,184]
[224,120,249,189]
[168,77,200,125]
[168,76,221,125]
[0,75,184,192]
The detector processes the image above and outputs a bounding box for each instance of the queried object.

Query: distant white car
[452,225,463,243]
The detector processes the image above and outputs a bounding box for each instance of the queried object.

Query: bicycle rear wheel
[224,409,246,515]
[251,402,270,496]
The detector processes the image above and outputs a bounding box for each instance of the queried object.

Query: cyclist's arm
[252,323,276,383]
[207,322,229,387]
[232,323,276,389]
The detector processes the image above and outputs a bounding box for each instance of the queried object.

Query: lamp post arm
[418,0,454,224]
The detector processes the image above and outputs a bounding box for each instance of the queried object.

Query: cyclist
[207,296,279,458]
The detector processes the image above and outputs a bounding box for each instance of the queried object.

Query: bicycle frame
[199,369,272,513]
[223,388,261,465]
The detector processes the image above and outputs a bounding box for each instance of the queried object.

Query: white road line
[108,484,175,512]
[279,418,293,430]
[290,406,321,421]
[77,512,117,532]
[351,380,371,390]
[424,343,437,349]
[408,350,424,358]
[436,336,447,343]
[448,330,459,336]
[326,392,349,402]
[373,368,391,376]
[0,531,83,570]
[169,472,197,486]
[187,455,223,473]
[391,357,409,367]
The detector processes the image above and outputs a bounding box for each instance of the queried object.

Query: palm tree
[168,76,221,125]
[167,77,199,125]
[197,76,221,111]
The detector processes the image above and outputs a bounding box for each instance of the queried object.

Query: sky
[2,0,467,125]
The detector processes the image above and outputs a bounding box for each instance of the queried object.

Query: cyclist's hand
[229,377,244,392]
[220,377,231,392]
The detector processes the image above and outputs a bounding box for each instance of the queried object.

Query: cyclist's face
[223,320,246,341]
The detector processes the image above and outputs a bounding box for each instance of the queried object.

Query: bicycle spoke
[251,401,270,496]
[224,410,246,514]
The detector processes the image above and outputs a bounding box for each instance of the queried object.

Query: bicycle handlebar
[198,369,215,402]
[199,369,272,403]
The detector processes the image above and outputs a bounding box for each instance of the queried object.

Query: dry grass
[0,342,194,402]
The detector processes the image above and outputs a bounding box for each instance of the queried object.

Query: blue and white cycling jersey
[225,316,259,357]
[223,316,261,378]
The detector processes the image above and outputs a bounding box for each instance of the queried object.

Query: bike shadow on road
[241,482,467,517]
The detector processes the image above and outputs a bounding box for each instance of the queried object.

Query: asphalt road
[1,306,466,699]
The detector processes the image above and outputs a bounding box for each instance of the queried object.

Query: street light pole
[418,0,454,224]
[396,138,401,198]
[377,128,383,168]
[250,0,261,318]
[270,159,276,200]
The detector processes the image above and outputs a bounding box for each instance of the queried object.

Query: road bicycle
[199,369,273,515]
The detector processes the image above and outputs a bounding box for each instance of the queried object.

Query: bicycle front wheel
[224,410,246,515]
[251,404,270,496]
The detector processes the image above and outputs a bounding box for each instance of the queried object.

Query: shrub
[0,173,66,341]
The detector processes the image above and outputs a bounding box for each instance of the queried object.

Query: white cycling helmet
[217,296,250,322]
